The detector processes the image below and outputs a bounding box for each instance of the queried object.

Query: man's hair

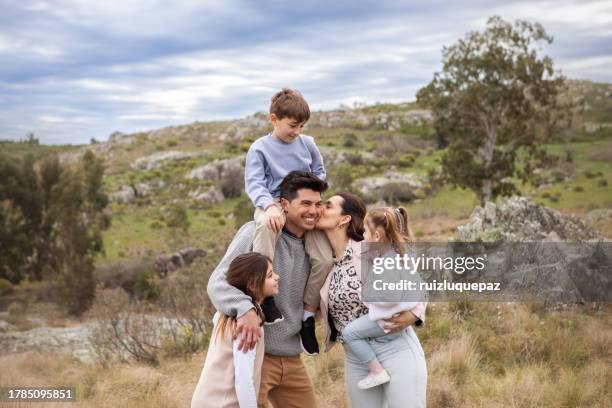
[270,88,310,123]
[279,171,328,202]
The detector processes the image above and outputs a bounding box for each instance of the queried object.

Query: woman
[317,193,427,408]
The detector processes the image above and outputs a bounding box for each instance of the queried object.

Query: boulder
[109,185,136,203]
[154,247,207,277]
[458,196,599,242]
[186,155,245,182]
[353,172,423,200]
[131,151,199,171]
[189,186,225,206]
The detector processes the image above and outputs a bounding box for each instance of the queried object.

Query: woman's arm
[232,335,258,408]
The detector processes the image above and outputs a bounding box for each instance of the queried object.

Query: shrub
[88,287,164,365]
[0,277,13,296]
[342,133,358,148]
[598,179,608,187]
[572,185,584,192]
[233,195,254,230]
[345,153,363,166]
[94,256,156,295]
[378,183,416,204]
[219,166,244,199]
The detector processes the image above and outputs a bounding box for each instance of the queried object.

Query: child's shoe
[357,369,391,389]
[299,316,320,355]
[261,297,284,325]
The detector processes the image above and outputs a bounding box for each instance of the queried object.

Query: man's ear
[279,197,289,211]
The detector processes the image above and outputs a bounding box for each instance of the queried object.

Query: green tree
[417,16,571,205]
[48,151,110,315]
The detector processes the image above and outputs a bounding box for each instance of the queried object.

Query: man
[208,171,325,407]
[207,171,420,407]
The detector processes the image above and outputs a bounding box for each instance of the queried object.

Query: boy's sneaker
[357,369,391,389]
[261,297,284,325]
[300,316,319,355]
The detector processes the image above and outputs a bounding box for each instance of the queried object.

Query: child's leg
[252,202,284,260]
[342,314,388,366]
[303,229,333,315]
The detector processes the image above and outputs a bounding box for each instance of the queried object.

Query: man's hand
[265,205,285,233]
[234,309,262,352]
[383,310,419,333]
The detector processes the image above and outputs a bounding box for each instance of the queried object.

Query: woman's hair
[337,192,366,241]
[365,206,414,254]
[216,252,270,341]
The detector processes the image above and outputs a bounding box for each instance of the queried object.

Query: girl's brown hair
[365,206,414,255]
[215,252,271,341]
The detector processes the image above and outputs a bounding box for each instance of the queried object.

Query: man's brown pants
[257,353,316,408]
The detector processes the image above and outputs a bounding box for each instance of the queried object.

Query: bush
[233,195,254,230]
[377,183,417,204]
[0,277,13,296]
[88,287,164,365]
[342,133,359,148]
[345,153,363,166]
[158,261,213,356]
[597,179,608,187]
[94,256,156,295]
[219,166,244,199]
[573,185,584,192]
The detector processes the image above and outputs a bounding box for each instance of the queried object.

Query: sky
[1,0,611,145]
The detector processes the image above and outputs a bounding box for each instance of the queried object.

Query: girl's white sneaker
[357,369,391,389]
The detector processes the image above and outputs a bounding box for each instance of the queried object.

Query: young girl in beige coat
[191,252,279,408]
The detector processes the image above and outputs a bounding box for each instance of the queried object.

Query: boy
[244,88,332,355]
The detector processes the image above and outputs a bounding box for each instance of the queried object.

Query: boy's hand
[265,205,285,233]
[235,309,262,352]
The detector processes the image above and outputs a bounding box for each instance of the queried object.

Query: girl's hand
[383,310,418,333]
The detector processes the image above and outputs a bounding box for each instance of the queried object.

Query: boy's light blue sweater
[244,133,326,209]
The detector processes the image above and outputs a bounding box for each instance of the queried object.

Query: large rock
[188,186,225,206]
[458,196,599,242]
[109,185,136,203]
[352,172,423,201]
[109,180,166,203]
[153,247,207,277]
[186,155,245,181]
[131,151,200,171]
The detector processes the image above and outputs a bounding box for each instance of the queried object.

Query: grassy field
[2,82,611,407]
[2,302,610,407]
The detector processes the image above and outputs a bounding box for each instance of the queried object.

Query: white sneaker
[357,369,391,389]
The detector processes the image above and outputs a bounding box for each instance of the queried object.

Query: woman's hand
[383,310,418,333]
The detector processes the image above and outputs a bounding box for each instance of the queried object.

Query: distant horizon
[2,1,611,145]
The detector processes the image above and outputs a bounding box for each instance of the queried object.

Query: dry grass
[2,303,611,407]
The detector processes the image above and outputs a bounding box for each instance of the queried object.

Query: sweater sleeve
[306,137,326,181]
[245,145,274,210]
[232,334,258,408]
[207,223,257,318]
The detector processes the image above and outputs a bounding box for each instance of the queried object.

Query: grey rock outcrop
[352,172,423,201]
[188,186,225,205]
[186,155,245,182]
[131,151,200,170]
[458,196,599,242]
[153,247,207,277]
